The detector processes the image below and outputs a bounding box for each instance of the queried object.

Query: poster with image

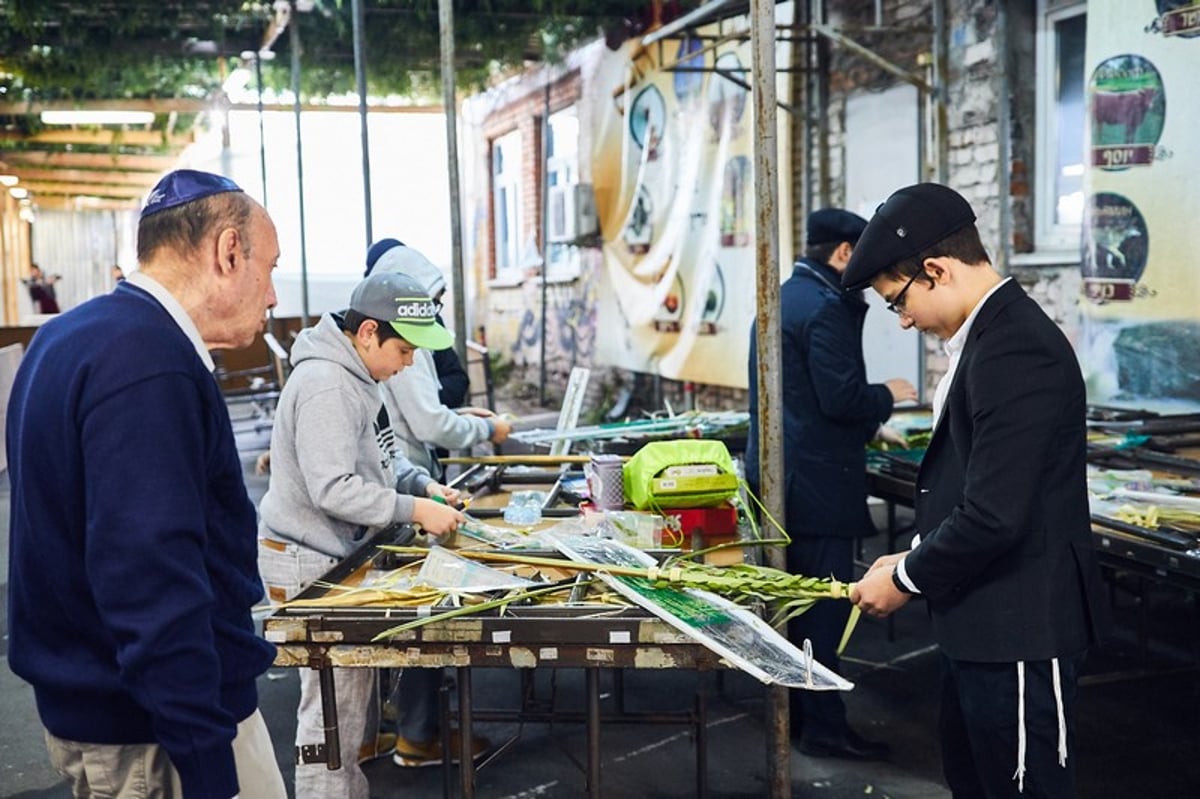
[586,8,793,387]
[1078,0,1200,408]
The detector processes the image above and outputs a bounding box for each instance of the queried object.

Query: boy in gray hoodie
[258,271,463,799]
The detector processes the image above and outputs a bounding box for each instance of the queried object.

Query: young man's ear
[923,256,953,284]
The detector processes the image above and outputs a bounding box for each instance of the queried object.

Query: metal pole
[254,51,268,208]
[289,4,310,327]
[438,0,468,368]
[995,0,1012,276]
[750,2,789,797]
[932,0,950,182]
[351,0,374,249]
[539,83,550,406]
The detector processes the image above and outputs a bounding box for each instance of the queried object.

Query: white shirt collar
[944,277,1011,360]
[126,271,215,372]
[932,277,1011,427]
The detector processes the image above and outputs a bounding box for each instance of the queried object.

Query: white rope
[1052,657,1068,768]
[1013,660,1027,792]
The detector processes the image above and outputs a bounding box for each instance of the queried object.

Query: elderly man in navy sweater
[6,170,286,799]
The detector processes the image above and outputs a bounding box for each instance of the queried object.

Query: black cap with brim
[841,183,976,290]
[807,208,868,246]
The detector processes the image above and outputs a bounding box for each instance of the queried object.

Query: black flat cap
[841,183,976,290]
[806,208,868,246]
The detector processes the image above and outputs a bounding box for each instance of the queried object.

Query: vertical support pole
[254,50,269,209]
[439,0,468,368]
[539,83,551,406]
[351,0,373,249]
[750,2,790,797]
[932,0,950,183]
[994,0,1013,276]
[289,3,310,327]
[811,0,831,207]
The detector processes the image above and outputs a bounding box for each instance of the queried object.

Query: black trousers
[785,535,854,742]
[940,652,1083,798]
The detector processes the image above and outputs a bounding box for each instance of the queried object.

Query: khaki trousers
[44,708,285,799]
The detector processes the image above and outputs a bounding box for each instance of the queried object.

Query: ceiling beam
[0,129,195,148]
[0,98,213,115]
[20,180,149,200]
[226,102,443,114]
[32,195,140,212]
[0,151,179,171]
[0,167,161,188]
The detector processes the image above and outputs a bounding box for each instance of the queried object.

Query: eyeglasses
[886,270,922,315]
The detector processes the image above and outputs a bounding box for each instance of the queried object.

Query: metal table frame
[264,536,727,798]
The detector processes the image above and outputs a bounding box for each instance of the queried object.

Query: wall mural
[587,17,793,388]
[1078,1,1200,407]
[508,265,599,373]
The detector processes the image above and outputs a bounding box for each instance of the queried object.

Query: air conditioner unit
[548,183,598,243]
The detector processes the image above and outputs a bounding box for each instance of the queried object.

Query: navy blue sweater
[6,282,275,798]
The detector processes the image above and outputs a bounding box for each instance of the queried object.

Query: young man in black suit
[845,183,1107,797]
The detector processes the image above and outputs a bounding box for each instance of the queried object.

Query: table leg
[586,667,601,799]
[440,680,453,799]
[695,687,709,799]
[458,667,475,799]
[318,664,341,770]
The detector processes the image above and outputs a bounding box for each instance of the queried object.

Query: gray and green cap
[348,271,454,351]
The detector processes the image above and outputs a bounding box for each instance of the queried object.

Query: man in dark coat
[848,183,1108,797]
[746,208,916,759]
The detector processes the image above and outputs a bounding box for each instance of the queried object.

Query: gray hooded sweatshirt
[258,312,434,558]
[372,245,491,478]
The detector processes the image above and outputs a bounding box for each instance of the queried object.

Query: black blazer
[907,279,1108,662]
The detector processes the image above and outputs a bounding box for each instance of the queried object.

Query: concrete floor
[2,411,1199,798]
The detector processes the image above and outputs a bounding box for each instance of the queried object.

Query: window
[491,129,522,277]
[546,106,580,275]
[1035,1,1087,252]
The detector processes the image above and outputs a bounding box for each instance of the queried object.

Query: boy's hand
[426,483,462,506]
[412,497,464,537]
[488,416,512,444]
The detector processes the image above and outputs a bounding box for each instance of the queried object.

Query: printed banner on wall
[586,10,792,388]
[1079,1,1200,408]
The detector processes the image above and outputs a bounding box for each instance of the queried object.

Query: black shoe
[798,729,890,761]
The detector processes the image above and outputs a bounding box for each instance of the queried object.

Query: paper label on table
[609,630,632,644]
[417,547,537,592]
[492,630,512,643]
[539,647,559,660]
[586,648,615,663]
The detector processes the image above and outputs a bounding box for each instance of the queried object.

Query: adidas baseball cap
[348,271,453,351]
